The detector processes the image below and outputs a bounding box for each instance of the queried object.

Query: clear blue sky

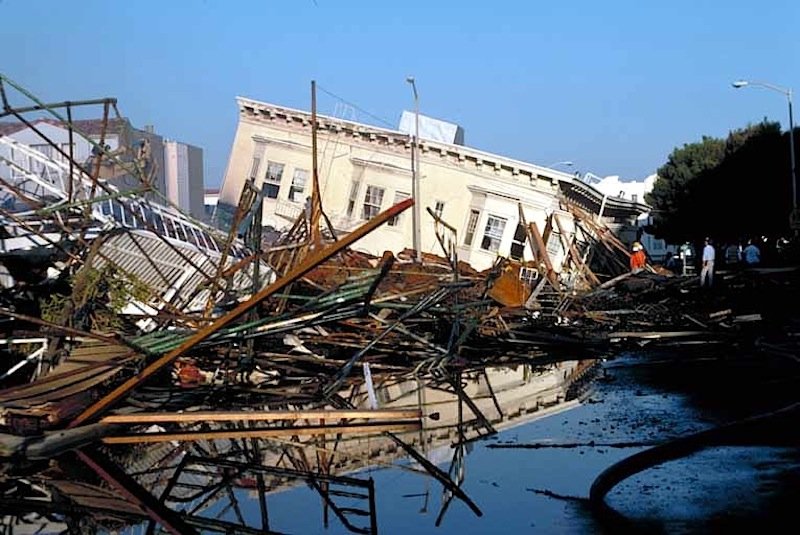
[3,0,799,187]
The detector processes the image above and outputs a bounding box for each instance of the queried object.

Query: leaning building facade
[220,97,645,272]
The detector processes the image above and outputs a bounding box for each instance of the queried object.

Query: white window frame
[509,222,527,260]
[248,156,261,180]
[388,191,410,226]
[263,161,284,199]
[480,215,507,253]
[434,200,445,218]
[346,180,360,217]
[464,209,480,246]
[289,168,308,203]
[362,185,385,219]
[519,266,539,285]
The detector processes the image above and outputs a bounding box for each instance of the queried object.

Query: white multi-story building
[164,139,204,219]
[220,97,647,271]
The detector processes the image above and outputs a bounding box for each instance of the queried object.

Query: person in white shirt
[700,238,715,287]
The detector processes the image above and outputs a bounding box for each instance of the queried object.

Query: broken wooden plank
[102,422,421,444]
[100,409,422,425]
[553,213,600,287]
[528,221,559,289]
[69,198,414,428]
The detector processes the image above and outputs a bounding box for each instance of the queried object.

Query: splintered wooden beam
[541,213,553,248]
[101,422,421,444]
[517,203,538,264]
[553,213,601,287]
[77,447,197,535]
[527,221,559,288]
[100,409,422,425]
[68,198,414,428]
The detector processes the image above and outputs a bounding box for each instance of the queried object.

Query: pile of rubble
[2,75,795,533]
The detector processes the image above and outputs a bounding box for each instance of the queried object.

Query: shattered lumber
[102,422,422,445]
[4,75,799,535]
[68,198,413,427]
[99,408,421,424]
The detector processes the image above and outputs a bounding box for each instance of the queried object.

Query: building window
[264,161,284,199]
[388,191,410,226]
[631,194,638,203]
[510,223,526,260]
[289,168,308,202]
[434,201,445,218]
[362,185,385,219]
[248,156,261,180]
[480,215,507,252]
[464,209,480,246]
[546,230,563,259]
[346,180,360,217]
[519,266,539,285]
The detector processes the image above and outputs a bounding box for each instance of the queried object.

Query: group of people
[629,237,763,289]
[700,238,762,287]
[723,239,762,267]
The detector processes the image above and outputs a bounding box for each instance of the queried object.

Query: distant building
[0,118,204,219]
[586,173,674,261]
[164,139,204,219]
[220,97,647,271]
[589,174,654,205]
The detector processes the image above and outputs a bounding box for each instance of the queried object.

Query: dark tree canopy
[646,121,796,245]
[646,135,725,242]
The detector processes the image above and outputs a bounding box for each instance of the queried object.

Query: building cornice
[467,183,554,212]
[252,134,310,153]
[235,96,647,219]
[350,157,412,176]
[236,96,576,185]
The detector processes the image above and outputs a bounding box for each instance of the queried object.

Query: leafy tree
[646,121,794,246]
[646,136,725,241]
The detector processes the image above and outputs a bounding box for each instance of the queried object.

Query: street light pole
[406,76,422,263]
[790,92,796,210]
[732,80,796,211]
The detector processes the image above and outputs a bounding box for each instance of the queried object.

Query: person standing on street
[700,237,715,287]
[629,242,647,273]
[743,239,761,266]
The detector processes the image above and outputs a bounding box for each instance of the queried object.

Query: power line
[316,84,396,129]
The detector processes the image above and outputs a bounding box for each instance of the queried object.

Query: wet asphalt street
[272,345,800,534]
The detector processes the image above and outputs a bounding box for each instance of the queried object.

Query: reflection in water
[0,360,596,534]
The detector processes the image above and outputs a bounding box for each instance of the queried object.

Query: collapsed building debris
[2,75,795,533]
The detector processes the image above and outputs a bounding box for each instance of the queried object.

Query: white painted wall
[164,139,204,218]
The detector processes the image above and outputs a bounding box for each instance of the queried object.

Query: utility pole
[407,76,422,263]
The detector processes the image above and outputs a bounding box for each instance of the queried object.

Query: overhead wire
[316,84,396,130]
